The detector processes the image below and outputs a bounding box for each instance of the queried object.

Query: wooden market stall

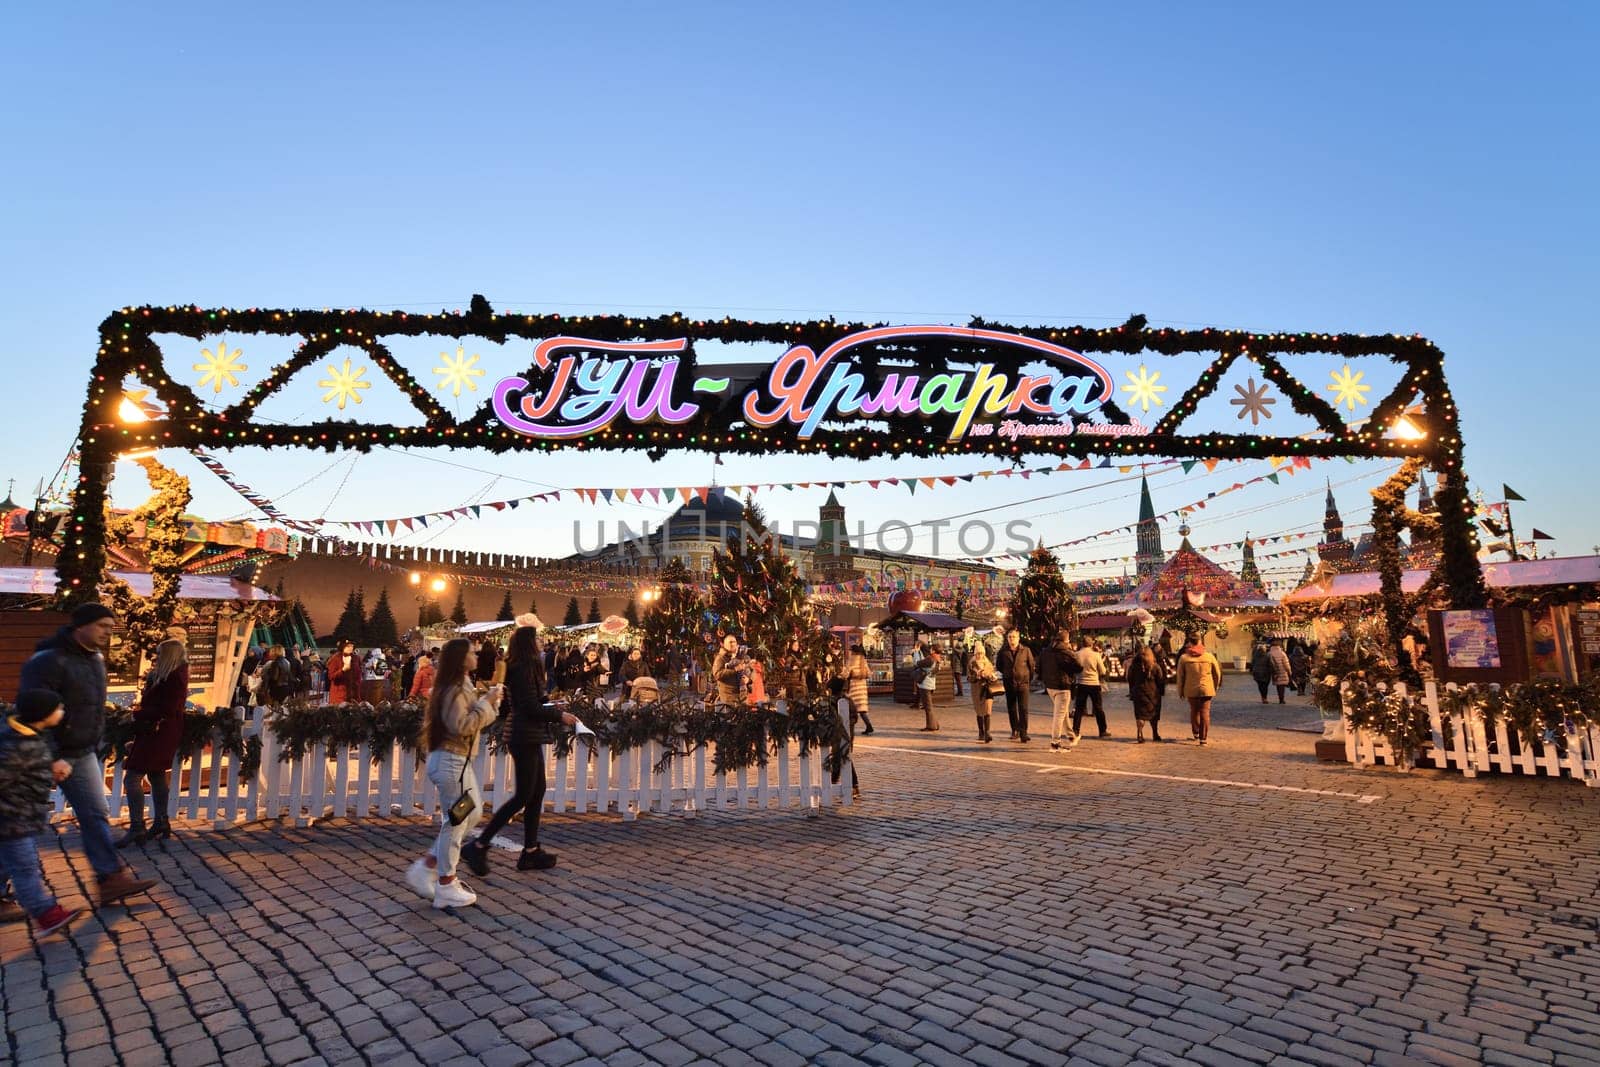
[876,609,972,705]
[1284,554,1600,684]
[0,566,280,709]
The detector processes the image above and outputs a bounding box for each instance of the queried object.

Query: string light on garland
[1229,377,1276,425]
[1121,364,1167,413]
[318,356,371,409]
[193,341,247,394]
[1327,363,1372,412]
[433,345,484,397]
[54,298,1487,615]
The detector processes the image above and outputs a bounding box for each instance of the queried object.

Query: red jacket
[327,652,359,704]
[126,664,189,773]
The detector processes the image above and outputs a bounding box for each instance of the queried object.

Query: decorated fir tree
[495,589,515,621]
[101,458,192,671]
[639,557,707,678]
[333,588,367,646]
[366,589,400,647]
[1006,544,1076,649]
[586,597,603,624]
[449,589,468,625]
[706,499,820,667]
[563,597,583,626]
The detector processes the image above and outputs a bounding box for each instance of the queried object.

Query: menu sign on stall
[185,618,218,684]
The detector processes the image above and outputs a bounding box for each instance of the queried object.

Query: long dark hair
[506,625,545,691]
[424,638,473,751]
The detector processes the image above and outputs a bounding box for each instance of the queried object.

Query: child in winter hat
[0,689,80,936]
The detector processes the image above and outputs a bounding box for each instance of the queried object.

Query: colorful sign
[1441,609,1502,670]
[490,326,1131,444]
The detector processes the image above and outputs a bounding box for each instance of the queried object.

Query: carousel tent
[1085,535,1278,617]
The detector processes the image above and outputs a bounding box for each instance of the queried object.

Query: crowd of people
[0,603,1302,930]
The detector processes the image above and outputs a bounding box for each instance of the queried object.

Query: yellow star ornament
[1121,364,1167,413]
[434,345,485,397]
[1326,363,1371,412]
[318,357,371,410]
[194,341,247,394]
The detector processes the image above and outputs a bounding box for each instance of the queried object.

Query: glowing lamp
[118,395,149,423]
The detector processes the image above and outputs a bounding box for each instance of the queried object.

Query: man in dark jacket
[1038,629,1082,750]
[18,603,155,904]
[995,628,1037,743]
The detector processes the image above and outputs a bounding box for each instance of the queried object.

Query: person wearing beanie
[19,603,156,904]
[0,689,80,936]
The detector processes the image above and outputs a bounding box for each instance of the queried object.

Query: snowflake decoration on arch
[193,341,247,394]
[1327,363,1371,412]
[318,357,371,410]
[1229,377,1276,425]
[433,345,485,397]
[1121,364,1167,413]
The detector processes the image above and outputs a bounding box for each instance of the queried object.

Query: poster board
[1427,606,1528,684]
[1572,604,1600,680]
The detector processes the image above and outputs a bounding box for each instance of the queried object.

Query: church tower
[1135,474,1164,580]
[812,490,857,583]
[1239,533,1263,591]
[1318,479,1353,569]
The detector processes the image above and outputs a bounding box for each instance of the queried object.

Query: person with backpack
[0,690,83,937]
[260,645,296,706]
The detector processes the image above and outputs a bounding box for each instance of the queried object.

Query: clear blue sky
[2,3,1596,590]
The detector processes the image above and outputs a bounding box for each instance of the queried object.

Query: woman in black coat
[459,626,575,874]
[1127,644,1164,744]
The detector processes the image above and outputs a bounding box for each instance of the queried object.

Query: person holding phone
[711,634,750,707]
[461,625,576,875]
[405,639,501,909]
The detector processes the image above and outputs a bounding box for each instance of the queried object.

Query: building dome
[663,490,748,539]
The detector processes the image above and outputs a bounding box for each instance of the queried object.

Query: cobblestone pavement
[4,687,1599,1067]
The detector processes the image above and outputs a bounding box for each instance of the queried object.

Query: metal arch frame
[60,301,1486,611]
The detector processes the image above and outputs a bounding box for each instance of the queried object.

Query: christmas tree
[563,597,583,626]
[706,499,821,667]
[586,597,602,624]
[495,589,515,621]
[639,558,707,678]
[417,598,445,628]
[333,588,367,646]
[527,593,541,618]
[449,589,468,625]
[623,597,640,627]
[366,589,399,647]
[1006,544,1076,649]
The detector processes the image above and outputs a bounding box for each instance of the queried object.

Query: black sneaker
[460,840,490,877]
[517,848,558,871]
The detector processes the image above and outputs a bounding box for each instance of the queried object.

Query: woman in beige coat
[1175,633,1223,746]
[404,638,502,909]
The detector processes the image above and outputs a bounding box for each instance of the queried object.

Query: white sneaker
[432,879,478,909]
[405,858,437,901]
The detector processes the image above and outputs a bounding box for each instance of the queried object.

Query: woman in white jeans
[404,638,502,909]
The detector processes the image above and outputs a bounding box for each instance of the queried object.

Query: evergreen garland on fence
[247,690,848,778]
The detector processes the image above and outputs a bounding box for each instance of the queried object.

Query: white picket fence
[1342,680,1600,786]
[55,703,856,829]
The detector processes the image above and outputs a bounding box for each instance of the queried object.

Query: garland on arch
[63,298,1482,612]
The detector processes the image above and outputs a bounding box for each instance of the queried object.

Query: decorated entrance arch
[61,298,1487,659]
